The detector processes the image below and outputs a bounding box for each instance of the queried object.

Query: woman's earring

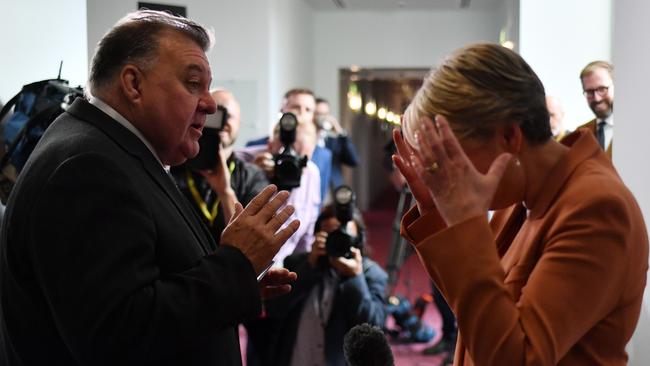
[515,158,521,167]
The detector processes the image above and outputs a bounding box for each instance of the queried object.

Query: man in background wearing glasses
[578,60,614,157]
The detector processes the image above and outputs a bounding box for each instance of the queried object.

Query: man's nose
[592,92,603,102]
[201,92,217,114]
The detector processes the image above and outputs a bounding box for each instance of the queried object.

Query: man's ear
[119,65,144,104]
[499,123,523,154]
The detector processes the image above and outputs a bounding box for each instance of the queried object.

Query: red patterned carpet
[364,187,449,366]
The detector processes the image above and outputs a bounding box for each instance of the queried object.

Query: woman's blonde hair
[405,43,550,147]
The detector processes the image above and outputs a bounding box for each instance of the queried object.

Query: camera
[326,185,362,258]
[186,105,228,171]
[272,112,308,191]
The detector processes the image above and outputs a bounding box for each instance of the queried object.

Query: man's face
[270,120,316,157]
[133,30,216,165]
[281,93,315,124]
[546,97,565,136]
[320,217,359,237]
[315,101,330,119]
[582,68,614,120]
[212,91,241,148]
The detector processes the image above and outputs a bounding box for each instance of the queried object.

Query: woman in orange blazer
[392,43,648,366]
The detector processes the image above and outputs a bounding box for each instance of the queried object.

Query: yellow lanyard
[186,161,235,225]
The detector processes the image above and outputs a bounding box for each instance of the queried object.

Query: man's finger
[267,205,295,232]
[272,219,300,249]
[261,284,292,299]
[241,184,277,216]
[260,268,297,287]
[229,202,244,223]
[257,190,290,223]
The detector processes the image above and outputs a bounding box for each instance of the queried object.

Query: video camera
[272,112,308,191]
[326,185,363,258]
[186,105,228,171]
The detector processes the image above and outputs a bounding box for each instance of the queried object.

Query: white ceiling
[301,0,503,11]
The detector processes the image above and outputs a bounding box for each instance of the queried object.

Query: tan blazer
[401,129,647,365]
[574,118,612,158]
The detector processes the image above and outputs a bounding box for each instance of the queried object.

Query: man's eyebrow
[185,63,206,74]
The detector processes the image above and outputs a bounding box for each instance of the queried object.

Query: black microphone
[343,323,395,366]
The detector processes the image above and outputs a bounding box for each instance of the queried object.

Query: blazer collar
[527,129,613,220]
[66,99,215,253]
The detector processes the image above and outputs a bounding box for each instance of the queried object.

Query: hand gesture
[220,185,300,275]
[399,115,512,226]
[258,267,297,299]
[392,128,436,215]
[329,247,363,278]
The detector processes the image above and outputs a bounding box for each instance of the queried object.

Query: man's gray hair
[87,10,213,97]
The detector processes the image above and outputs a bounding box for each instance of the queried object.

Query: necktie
[596,120,606,149]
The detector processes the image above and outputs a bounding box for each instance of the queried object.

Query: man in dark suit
[577,60,614,157]
[315,98,359,191]
[0,10,299,366]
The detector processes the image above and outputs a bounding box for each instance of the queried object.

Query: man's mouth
[190,121,204,137]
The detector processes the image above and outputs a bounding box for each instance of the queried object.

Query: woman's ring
[425,161,439,173]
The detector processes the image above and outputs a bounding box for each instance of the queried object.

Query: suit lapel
[66,99,215,254]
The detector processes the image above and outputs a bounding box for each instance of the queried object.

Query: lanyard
[185,161,235,225]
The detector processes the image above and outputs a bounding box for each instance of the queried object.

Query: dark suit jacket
[401,129,647,365]
[576,118,612,158]
[256,253,387,366]
[0,99,262,366]
[325,134,358,189]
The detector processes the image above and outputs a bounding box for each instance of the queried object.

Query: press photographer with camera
[237,116,321,265]
[172,89,269,244]
[257,186,388,366]
[246,88,332,203]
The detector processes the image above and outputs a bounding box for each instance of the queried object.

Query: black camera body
[326,186,362,258]
[186,105,228,171]
[272,112,307,191]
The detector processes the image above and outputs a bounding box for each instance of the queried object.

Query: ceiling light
[365,101,377,116]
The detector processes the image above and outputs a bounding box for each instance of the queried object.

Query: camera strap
[185,161,235,225]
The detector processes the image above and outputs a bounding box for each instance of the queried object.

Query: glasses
[583,85,610,98]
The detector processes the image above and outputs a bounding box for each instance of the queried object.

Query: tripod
[385,186,416,296]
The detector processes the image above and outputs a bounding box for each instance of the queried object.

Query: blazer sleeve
[332,135,359,167]
[401,193,637,365]
[338,259,388,327]
[29,153,261,365]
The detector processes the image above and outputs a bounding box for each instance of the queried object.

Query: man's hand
[308,231,328,268]
[220,185,300,275]
[253,151,275,178]
[200,147,232,195]
[200,148,237,222]
[258,267,297,299]
[329,247,363,278]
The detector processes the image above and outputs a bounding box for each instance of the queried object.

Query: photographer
[246,88,332,203]
[238,119,321,265]
[261,192,388,366]
[172,89,269,244]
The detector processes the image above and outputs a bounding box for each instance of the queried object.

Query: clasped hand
[392,115,512,226]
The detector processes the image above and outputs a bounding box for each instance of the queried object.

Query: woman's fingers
[436,115,467,164]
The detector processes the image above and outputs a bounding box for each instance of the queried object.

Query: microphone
[344,323,394,366]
